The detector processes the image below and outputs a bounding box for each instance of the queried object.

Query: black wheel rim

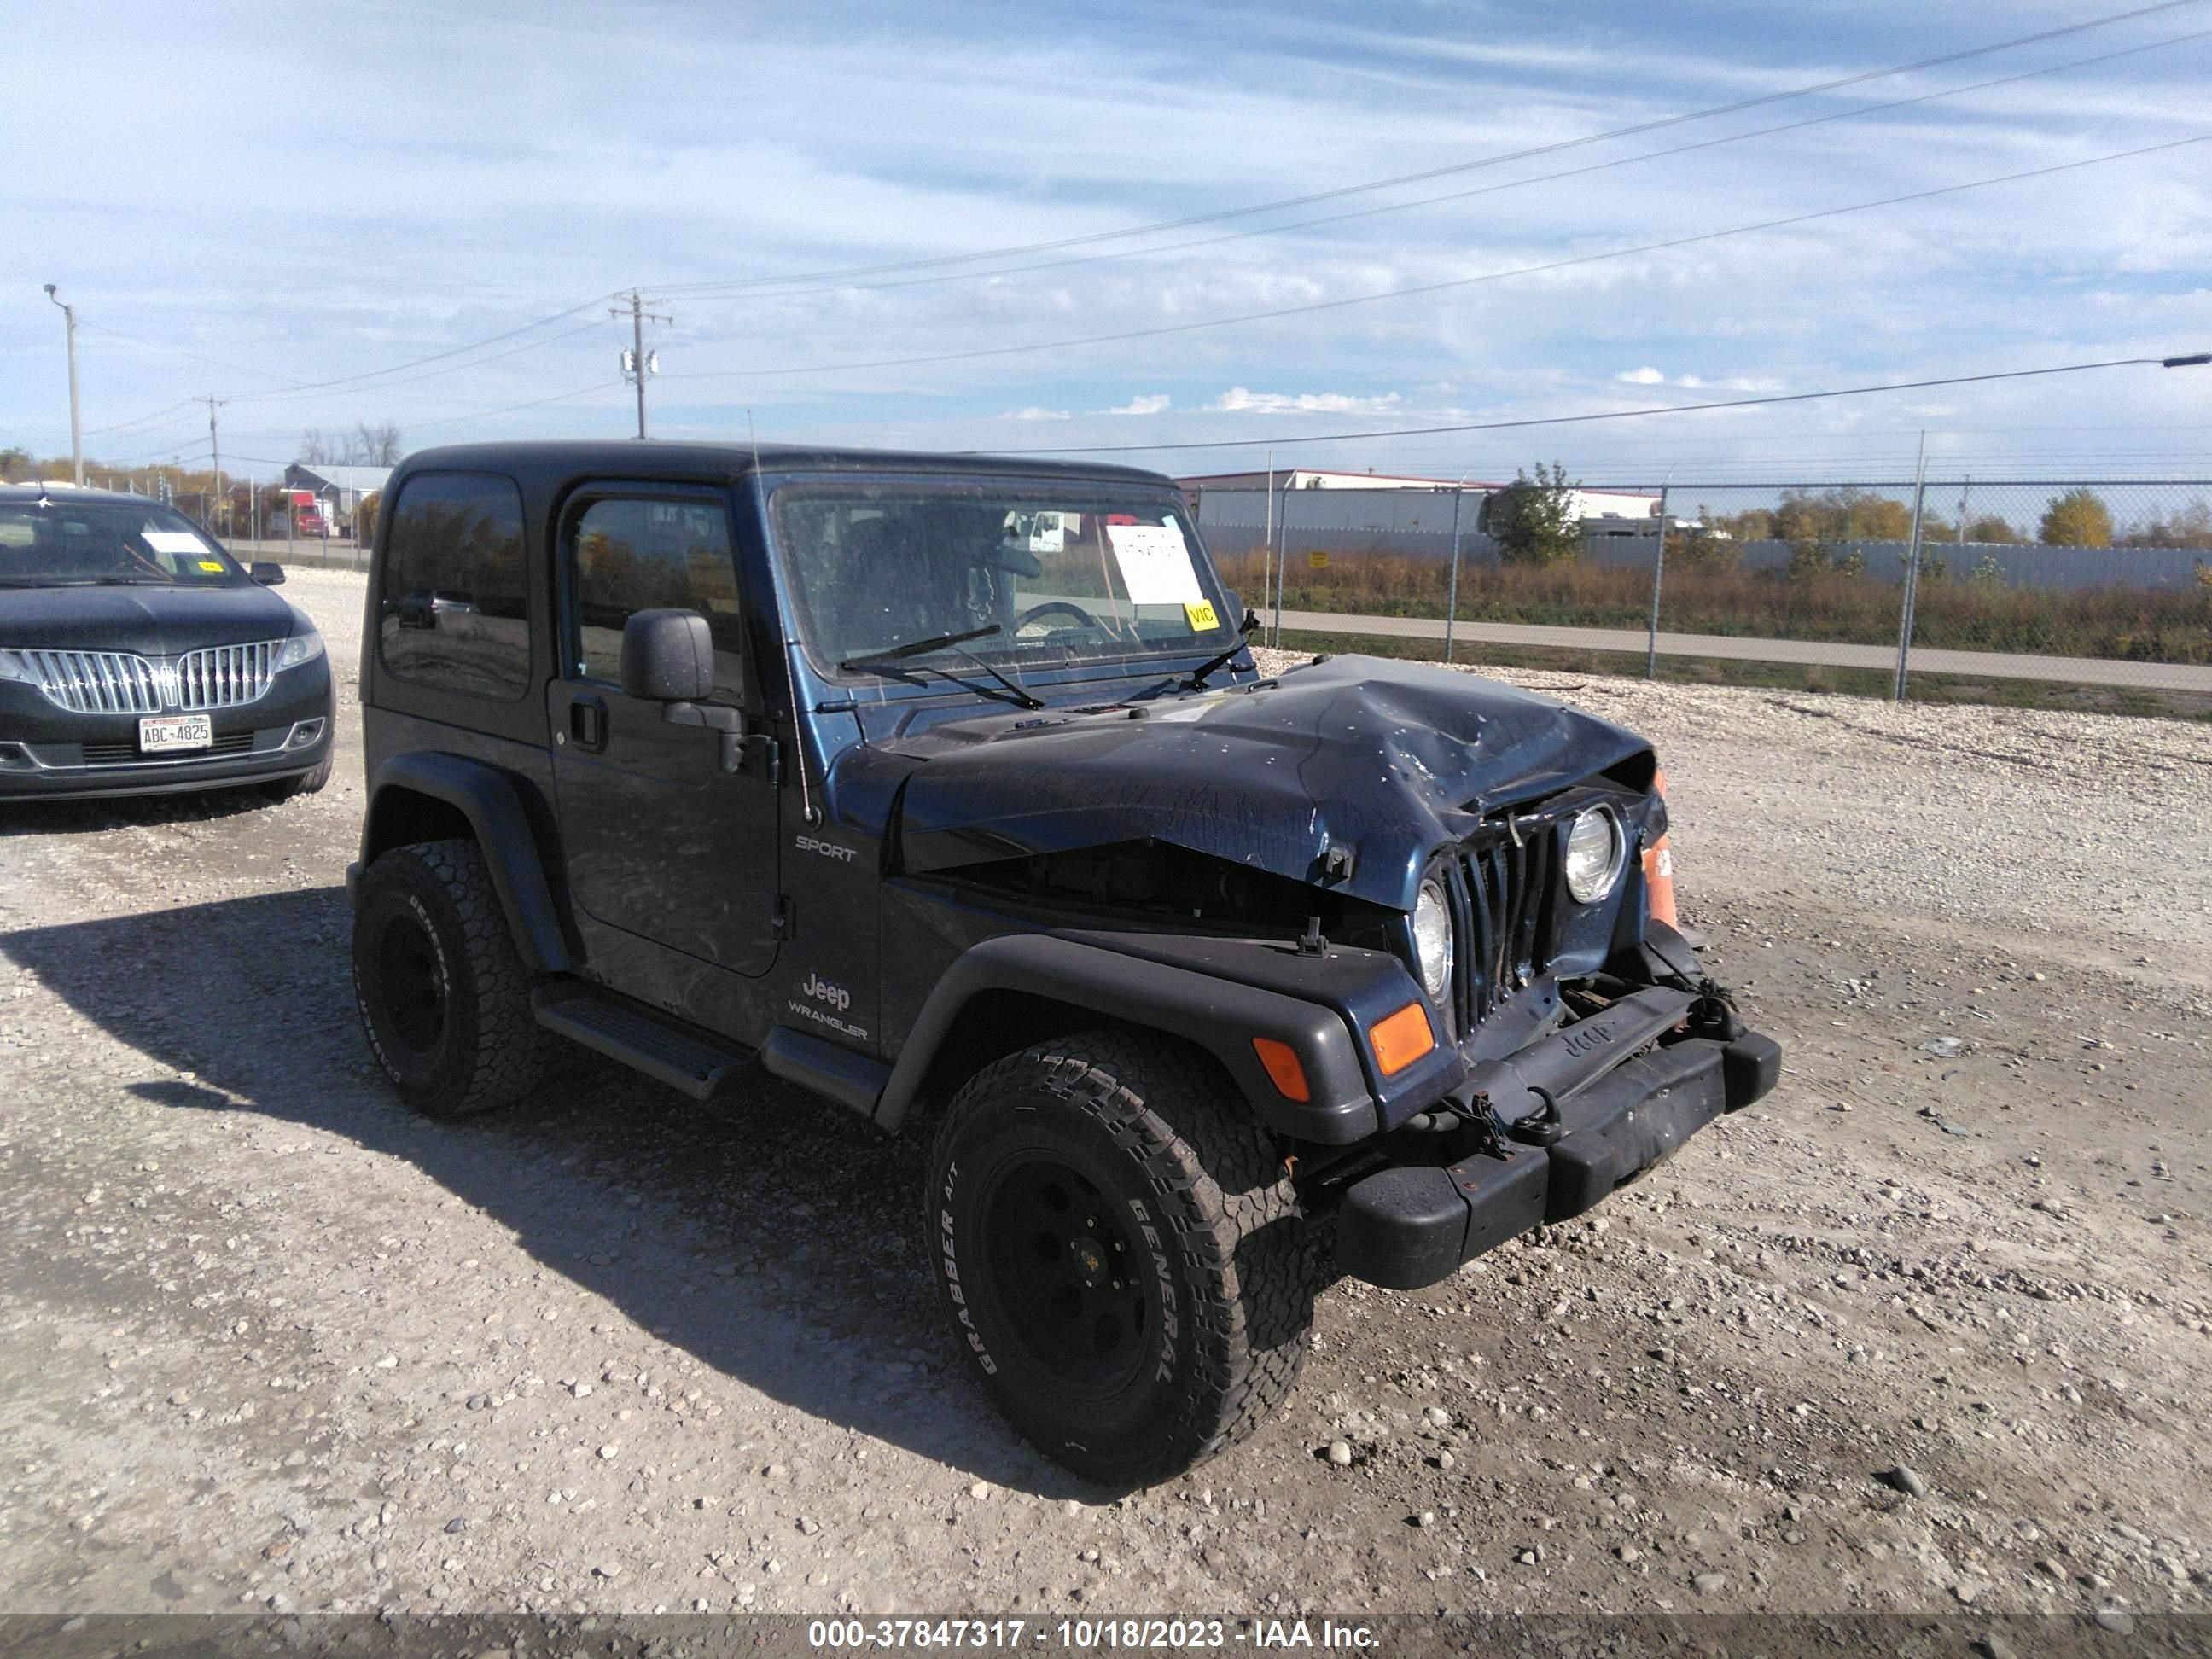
[980,1155,1152,1394]
[375,912,446,1055]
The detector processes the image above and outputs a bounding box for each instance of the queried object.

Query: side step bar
[532,986,754,1100]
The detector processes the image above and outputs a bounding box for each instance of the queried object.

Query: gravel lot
[1,567,2206,1619]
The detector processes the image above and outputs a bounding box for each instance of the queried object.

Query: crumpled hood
[0,581,300,656]
[845,655,1651,912]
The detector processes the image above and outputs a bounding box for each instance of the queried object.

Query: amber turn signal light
[1250,1037,1311,1103]
[1369,1001,1435,1076]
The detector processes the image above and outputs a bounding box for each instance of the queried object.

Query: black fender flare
[870,933,1381,1144]
[358,751,573,975]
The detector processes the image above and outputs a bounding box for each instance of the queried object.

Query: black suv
[0,485,334,801]
[348,442,1779,1485]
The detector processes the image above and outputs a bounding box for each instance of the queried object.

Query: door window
[567,496,743,701]
[376,471,531,699]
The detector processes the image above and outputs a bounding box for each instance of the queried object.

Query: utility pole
[43,285,84,486]
[610,290,670,439]
[1894,432,1928,703]
[199,395,229,533]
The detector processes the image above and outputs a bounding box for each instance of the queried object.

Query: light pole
[43,285,83,486]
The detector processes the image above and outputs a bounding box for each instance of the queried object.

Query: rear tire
[352,838,548,1118]
[927,1032,1318,1487]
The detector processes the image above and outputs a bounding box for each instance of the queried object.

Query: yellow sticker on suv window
[1184,600,1220,632]
[196,559,225,573]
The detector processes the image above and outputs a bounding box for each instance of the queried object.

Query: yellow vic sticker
[1183,600,1220,632]
[196,559,226,572]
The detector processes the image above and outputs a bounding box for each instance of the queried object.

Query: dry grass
[1213,544,2212,663]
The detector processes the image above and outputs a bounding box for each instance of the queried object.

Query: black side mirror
[620,608,715,701]
[250,562,286,585]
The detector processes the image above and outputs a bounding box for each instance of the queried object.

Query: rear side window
[377,472,531,700]
[567,495,743,701]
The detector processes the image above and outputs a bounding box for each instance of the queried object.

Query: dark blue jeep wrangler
[348,441,1779,1486]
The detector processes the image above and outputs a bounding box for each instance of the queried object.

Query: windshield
[769,480,1236,679]
[0,498,242,589]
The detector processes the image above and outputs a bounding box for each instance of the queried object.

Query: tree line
[1480,468,2211,564]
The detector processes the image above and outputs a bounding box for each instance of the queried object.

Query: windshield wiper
[839,624,1043,713]
[944,646,1044,710]
[838,623,1003,671]
[852,655,1044,713]
[1184,608,1261,690]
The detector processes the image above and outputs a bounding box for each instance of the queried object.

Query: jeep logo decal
[1561,1020,1616,1057]
[802,972,852,1012]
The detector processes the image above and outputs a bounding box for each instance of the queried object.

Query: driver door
[546,483,781,979]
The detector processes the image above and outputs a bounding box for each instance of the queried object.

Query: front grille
[80,733,257,766]
[14,649,164,714]
[12,642,281,713]
[1444,812,1561,1032]
[173,642,275,709]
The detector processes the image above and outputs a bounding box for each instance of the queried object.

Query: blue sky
[5,0,2209,485]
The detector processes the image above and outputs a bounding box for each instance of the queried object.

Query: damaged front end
[1284,774,1780,1290]
[1324,922,1781,1290]
[854,654,1780,1286]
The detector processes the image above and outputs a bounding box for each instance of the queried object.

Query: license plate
[139,713,212,753]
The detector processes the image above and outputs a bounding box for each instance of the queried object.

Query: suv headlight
[1412,877,1454,1001]
[274,631,325,670]
[1564,806,1624,903]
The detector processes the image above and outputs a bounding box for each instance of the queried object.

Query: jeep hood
[843,655,1651,912]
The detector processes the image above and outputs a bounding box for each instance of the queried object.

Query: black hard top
[398,439,1175,492]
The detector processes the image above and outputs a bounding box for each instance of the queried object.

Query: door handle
[570,695,607,751]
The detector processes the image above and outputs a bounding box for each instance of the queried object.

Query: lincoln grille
[13,643,280,714]
[13,649,164,714]
[172,641,276,710]
[79,733,257,765]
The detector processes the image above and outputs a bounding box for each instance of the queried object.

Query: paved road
[1271,608,2212,693]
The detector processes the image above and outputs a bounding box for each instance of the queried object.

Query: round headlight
[1412,878,1454,1000]
[1564,807,1623,904]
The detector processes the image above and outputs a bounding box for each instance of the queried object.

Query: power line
[661,134,2210,382]
[79,396,207,439]
[402,377,625,432]
[230,317,612,406]
[978,354,2203,456]
[74,319,301,389]
[686,28,2212,306]
[649,0,2206,297]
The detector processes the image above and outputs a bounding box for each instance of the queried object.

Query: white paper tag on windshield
[143,531,212,556]
[1106,522,1202,605]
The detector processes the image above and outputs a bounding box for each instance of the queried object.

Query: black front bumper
[1335,1022,1781,1290]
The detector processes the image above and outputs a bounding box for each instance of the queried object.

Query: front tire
[927,1033,1317,1487]
[352,838,548,1118]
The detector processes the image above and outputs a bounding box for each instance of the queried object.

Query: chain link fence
[1199,479,2212,719]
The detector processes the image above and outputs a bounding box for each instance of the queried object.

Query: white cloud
[1208,387,1405,416]
[5,3,2203,480]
